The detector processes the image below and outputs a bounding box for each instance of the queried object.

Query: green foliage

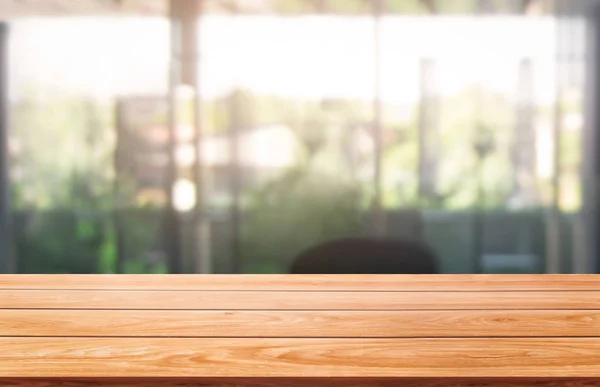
[11,90,114,210]
[433,87,514,209]
[98,223,117,274]
[382,123,420,208]
[15,211,108,273]
[10,89,119,273]
[241,166,364,273]
[116,209,165,273]
[9,77,575,273]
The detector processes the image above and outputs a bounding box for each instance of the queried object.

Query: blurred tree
[241,166,364,273]
[240,96,367,272]
[11,89,114,210]
[10,88,116,273]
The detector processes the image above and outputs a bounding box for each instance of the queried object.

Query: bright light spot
[173,178,196,212]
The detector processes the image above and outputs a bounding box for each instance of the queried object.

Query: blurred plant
[241,166,364,273]
[473,122,496,160]
[11,89,114,210]
[10,88,118,273]
[14,210,109,273]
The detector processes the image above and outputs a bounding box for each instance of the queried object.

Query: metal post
[170,0,211,274]
[166,8,184,274]
[192,80,212,274]
[513,58,536,207]
[0,23,12,274]
[548,34,564,273]
[371,0,385,236]
[418,58,440,201]
[188,1,211,274]
[113,102,126,274]
[472,158,485,274]
[228,1,243,273]
[472,127,494,274]
[582,1,600,273]
[548,82,563,273]
[471,76,484,274]
[547,0,581,274]
[569,1,588,274]
[228,91,242,274]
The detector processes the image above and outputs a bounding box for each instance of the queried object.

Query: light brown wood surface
[2,289,600,310]
[1,309,600,337]
[2,274,600,291]
[2,337,600,377]
[2,379,600,387]
[2,275,600,382]
[3,378,600,387]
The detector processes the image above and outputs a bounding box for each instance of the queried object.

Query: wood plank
[2,338,600,377]
[2,378,600,387]
[2,309,600,337]
[2,290,600,310]
[1,274,600,291]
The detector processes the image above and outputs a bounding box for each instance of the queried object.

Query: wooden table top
[1,274,600,385]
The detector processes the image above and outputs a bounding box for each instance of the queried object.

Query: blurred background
[0,0,597,274]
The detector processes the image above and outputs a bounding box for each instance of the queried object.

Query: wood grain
[2,338,600,377]
[2,275,600,291]
[2,309,600,337]
[3,276,600,381]
[2,378,600,387]
[2,289,600,310]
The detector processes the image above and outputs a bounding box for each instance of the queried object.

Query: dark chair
[290,237,438,274]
